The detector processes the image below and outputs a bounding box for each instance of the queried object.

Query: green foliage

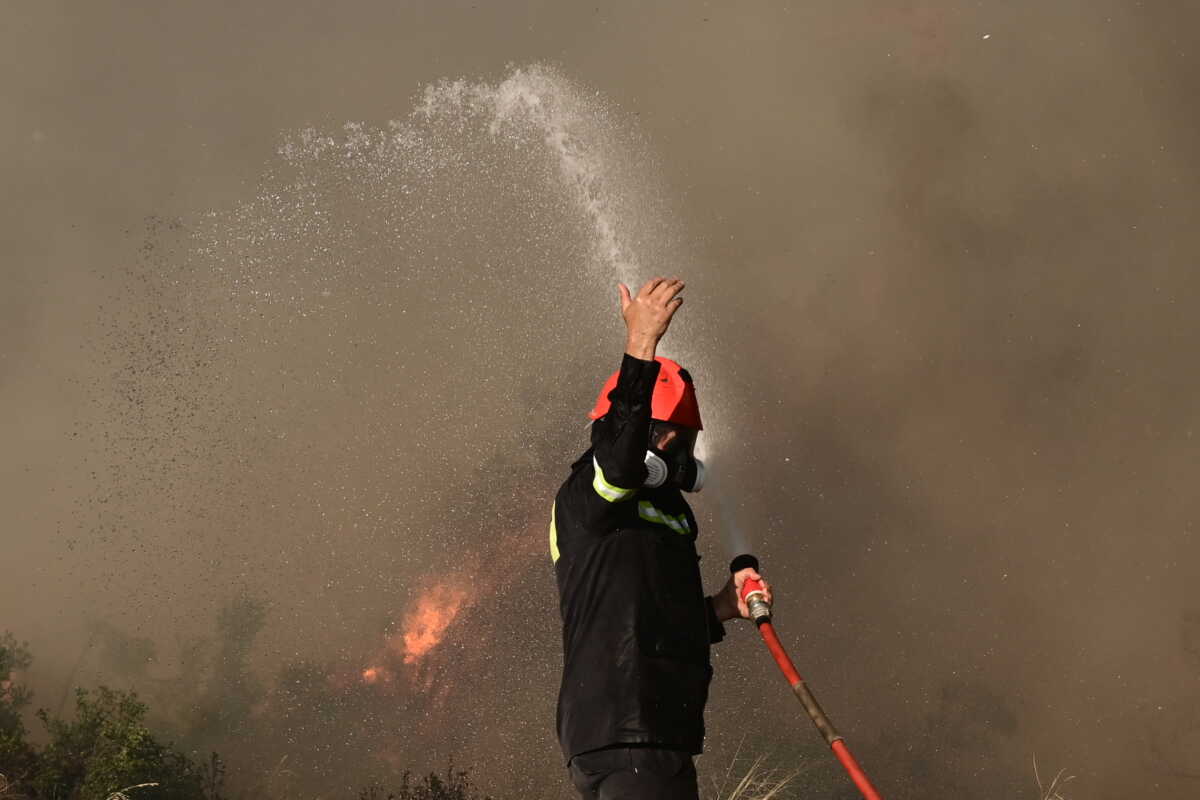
[34,687,218,800]
[185,595,265,749]
[1,633,34,730]
[357,766,496,800]
[3,628,501,800]
[1,632,38,792]
[32,687,204,799]
[0,632,226,800]
[83,592,267,757]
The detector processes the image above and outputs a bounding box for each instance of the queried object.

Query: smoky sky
[4,2,1200,799]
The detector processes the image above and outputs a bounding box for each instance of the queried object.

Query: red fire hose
[731,554,884,800]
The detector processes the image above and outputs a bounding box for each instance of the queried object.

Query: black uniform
[551,354,725,770]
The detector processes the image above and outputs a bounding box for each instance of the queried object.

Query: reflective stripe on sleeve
[592,457,637,503]
[638,500,692,535]
[549,503,560,563]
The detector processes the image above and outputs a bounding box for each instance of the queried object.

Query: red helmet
[588,356,703,429]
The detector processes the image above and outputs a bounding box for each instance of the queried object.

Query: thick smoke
[4,3,1200,799]
[49,64,711,797]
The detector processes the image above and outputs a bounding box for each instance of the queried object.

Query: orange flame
[361,666,392,684]
[395,581,471,665]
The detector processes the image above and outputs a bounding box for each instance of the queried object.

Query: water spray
[729,554,884,800]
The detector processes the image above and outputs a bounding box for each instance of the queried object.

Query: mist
[4,2,1199,798]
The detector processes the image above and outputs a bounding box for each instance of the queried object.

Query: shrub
[0,632,223,800]
[357,766,496,800]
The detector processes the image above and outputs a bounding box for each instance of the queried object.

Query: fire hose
[730,554,884,800]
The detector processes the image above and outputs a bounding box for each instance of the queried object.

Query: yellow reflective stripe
[637,501,691,535]
[549,503,560,563]
[592,457,637,503]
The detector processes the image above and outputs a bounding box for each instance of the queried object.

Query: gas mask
[643,420,706,492]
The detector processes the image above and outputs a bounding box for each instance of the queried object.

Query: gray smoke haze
[4,2,1200,798]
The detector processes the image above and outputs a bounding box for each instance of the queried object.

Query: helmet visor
[649,420,698,458]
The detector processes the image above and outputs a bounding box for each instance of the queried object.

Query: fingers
[731,569,771,615]
[618,283,632,312]
[733,568,761,589]
[651,278,685,304]
[638,277,685,305]
[660,282,685,320]
[638,277,665,299]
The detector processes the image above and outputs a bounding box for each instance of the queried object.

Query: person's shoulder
[556,451,595,495]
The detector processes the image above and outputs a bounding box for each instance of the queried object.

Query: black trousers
[568,747,699,800]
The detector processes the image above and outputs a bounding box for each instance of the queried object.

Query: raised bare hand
[619,277,685,360]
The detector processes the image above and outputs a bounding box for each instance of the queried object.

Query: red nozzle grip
[740,576,771,623]
[731,555,770,622]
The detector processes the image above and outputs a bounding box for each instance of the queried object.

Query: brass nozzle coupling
[744,589,772,624]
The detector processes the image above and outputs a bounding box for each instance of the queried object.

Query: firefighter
[550,277,772,800]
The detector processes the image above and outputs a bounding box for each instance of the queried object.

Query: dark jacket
[551,354,725,762]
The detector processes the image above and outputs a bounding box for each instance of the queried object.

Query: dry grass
[104,782,160,800]
[1,774,161,800]
[706,740,801,800]
[1034,755,1074,800]
[704,746,1077,800]
[2,748,1082,800]
[0,772,28,800]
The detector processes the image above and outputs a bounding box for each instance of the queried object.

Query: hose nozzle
[730,553,772,625]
